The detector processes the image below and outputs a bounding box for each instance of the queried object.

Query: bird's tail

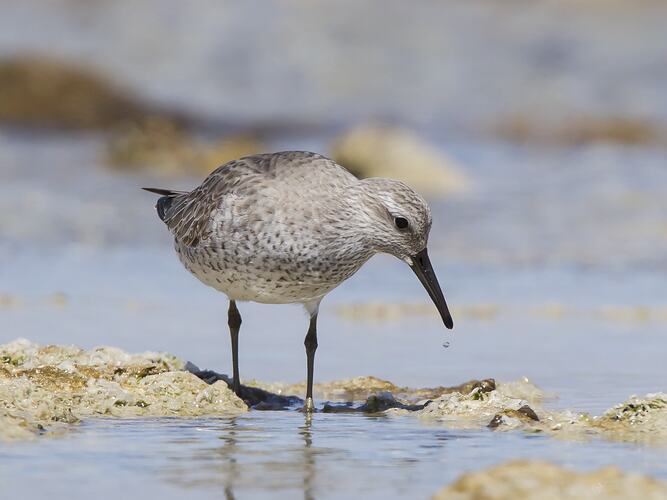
[142,187,188,221]
[142,187,187,197]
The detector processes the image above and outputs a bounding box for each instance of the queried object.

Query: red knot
[144,151,453,412]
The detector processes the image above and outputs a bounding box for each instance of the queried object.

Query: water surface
[1,1,667,496]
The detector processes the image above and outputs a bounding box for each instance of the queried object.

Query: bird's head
[358,178,454,329]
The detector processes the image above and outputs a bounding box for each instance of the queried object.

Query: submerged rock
[0,339,246,441]
[331,125,470,197]
[253,375,399,402]
[251,375,496,404]
[433,460,667,499]
[190,368,302,410]
[323,392,426,414]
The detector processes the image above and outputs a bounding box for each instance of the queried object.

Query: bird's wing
[161,151,356,247]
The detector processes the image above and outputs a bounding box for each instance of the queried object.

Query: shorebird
[144,151,453,411]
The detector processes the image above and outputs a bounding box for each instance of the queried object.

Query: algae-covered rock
[105,117,264,176]
[331,125,470,197]
[590,393,667,445]
[433,460,667,500]
[0,339,246,441]
[0,56,151,130]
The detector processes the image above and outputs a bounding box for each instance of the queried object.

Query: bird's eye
[394,217,409,230]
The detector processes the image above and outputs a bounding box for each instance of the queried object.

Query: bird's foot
[299,397,316,413]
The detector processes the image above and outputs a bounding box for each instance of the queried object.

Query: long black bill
[410,248,454,329]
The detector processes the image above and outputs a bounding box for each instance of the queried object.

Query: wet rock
[331,125,470,197]
[359,393,425,413]
[0,339,246,441]
[0,56,153,130]
[476,391,667,446]
[433,460,667,499]
[488,405,540,429]
[441,379,497,397]
[105,117,264,176]
[251,375,399,402]
[418,385,537,429]
[323,392,426,414]
[252,376,498,404]
[591,393,667,445]
[189,368,301,410]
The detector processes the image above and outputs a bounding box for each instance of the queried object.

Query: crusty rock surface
[0,339,246,441]
[433,460,667,500]
[2,339,665,449]
[418,382,542,429]
[590,393,667,445]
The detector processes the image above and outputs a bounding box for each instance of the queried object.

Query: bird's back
[159,151,357,247]
[152,151,369,304]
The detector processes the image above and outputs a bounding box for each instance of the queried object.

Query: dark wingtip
[142,187,186,221]
[142,187,175,196]
[155,196,173,221]
[445,317,454,330]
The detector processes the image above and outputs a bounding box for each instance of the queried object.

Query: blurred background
[1,0,666,409]
[2,1,667,498]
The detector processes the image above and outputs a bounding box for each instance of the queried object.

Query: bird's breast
[174,236,371,304]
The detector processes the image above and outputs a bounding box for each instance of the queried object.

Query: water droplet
[442,341,450,349]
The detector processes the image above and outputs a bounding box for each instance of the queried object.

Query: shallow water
[2,414,667,500]
[2,133,667,497]
[2,0,667,496]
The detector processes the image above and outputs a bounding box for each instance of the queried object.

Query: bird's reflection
[214,412,318,500]
[163,410,325,498]
[299,412,316,500]
[220,417,239,500]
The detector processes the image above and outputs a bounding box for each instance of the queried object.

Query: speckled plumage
[144,150,451,408]
[156,151,432,311]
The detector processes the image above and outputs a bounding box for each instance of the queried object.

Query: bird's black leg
[304,312,318,412]
[228,300,242,397]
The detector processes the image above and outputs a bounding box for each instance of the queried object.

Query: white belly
[175,243,342,304]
